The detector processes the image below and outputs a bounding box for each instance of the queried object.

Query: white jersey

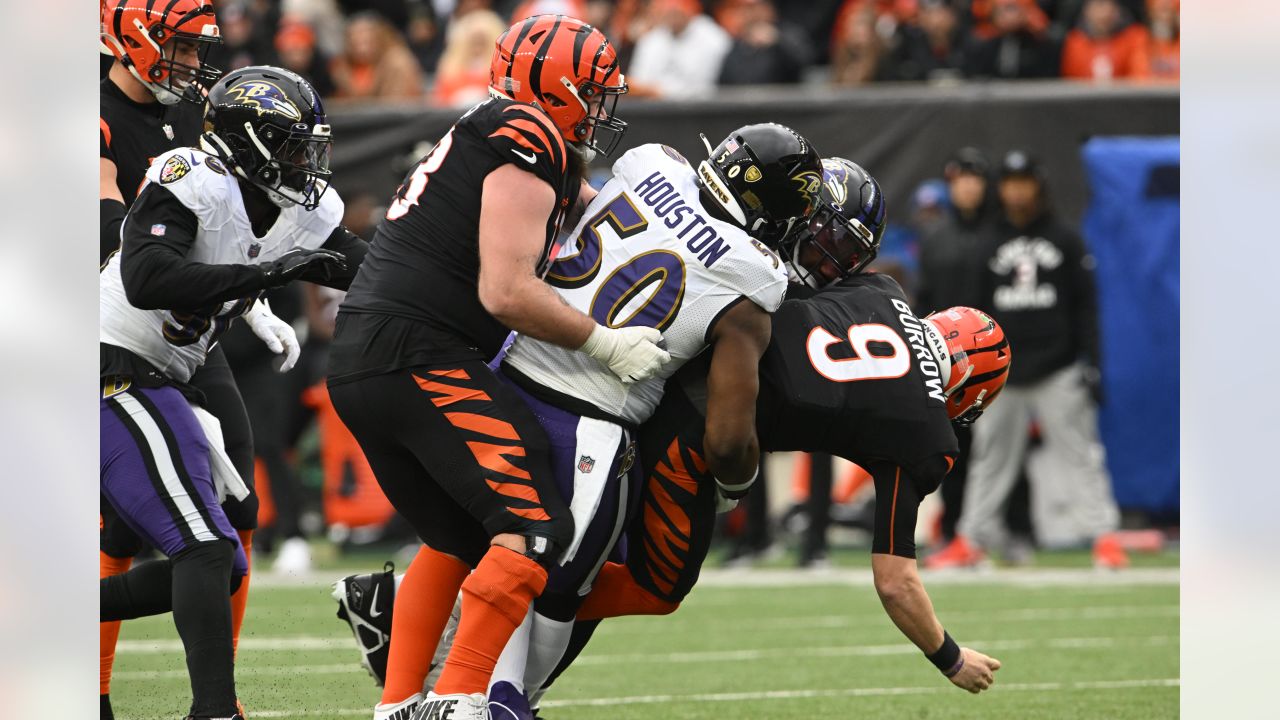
[100,148,343,383]
[503,144,788,425]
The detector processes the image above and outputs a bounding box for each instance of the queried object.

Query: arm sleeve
[101,198,126,265]
[120,183,266,310]
[870,462,923,559]
[312,225,369,290]
[1065,228,1101,369]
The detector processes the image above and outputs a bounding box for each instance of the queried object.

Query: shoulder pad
[714,226,790,313]
[145,148,236,219]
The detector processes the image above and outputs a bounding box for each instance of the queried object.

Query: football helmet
[787,157,886,287]
[696,123,822,248]
[100,0,221,105]
[923,307,1011,426]
[489,14,628,159]
[199,66,333,210]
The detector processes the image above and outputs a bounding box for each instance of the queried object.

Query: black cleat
[333,562,397,686]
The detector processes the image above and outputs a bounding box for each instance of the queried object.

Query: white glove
[579,324,671,384]
[715,492,740,514]
[243,299,300,373]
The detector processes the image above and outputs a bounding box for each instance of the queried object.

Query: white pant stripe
[110,392,218,544]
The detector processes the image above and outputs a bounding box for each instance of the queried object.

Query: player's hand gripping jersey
[333,97,581,374]
[755,272,960,487]
[502,143,789,425]
[101,148,345,383]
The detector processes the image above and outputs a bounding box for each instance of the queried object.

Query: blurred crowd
[198,0,1178,108]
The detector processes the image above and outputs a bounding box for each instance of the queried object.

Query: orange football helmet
[489,14,628,157]
[100,0,221,105]
[924,307,1011,425]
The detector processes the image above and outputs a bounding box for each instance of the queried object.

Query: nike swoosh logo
[368,584,382,617]
[513,149,537,164]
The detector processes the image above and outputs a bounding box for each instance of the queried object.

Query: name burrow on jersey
[633,170,734,269]
[892,298,947,404]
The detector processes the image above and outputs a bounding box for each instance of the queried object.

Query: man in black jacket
[933,150,1126,569]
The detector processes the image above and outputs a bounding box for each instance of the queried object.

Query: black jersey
[755,273,958,490]
[330,97,581,382]
[99,77,204,208]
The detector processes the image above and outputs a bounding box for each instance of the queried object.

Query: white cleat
[412,692,489,720]
[373,692,422,720]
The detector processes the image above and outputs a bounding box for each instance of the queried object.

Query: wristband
[716,467,759,498]
[927,631,963,677]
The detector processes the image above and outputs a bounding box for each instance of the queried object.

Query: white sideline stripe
[116,678,1179,718]
[115,634,1175,674]
[248,565,1179,589]
[117,636,350,653]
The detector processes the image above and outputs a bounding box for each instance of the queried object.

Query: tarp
[1081,136,1180,513]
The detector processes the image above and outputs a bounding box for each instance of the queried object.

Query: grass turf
[111,553,1178,720]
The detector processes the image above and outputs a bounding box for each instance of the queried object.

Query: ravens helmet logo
[223,80,303,121]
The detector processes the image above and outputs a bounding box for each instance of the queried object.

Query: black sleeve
[311,224,369,290]
[870,462,923,559]
[101,198,126,265]
[1064,227,1101,369]
[120,183,266,311]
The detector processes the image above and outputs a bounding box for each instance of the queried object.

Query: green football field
[111,552,1179,720]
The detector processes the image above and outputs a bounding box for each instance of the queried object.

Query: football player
[566,160,1011,697]
[98,6,296,717]
[477,123,821,716]
[100,66,366,720]
[324,14,658,720]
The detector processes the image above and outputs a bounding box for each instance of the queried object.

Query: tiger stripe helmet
[489,14,628,158]
[101,0,221,105]
[924,307,1012,426]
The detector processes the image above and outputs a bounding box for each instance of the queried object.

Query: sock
[100,558,174,621]
[381,545,470,704]
[434,547,548,695]
[488,606,534,695]
[539,619,601,696]
[100,692,114,720]
[230,529,253,658]
[575,562,678,621]
[172,541,238,718]
[100,552,132,697]
[523,612,574,696]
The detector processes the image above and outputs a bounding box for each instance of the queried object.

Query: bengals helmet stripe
[503,16,540,88]
[527,15,564,100]
[924,307,1011,426]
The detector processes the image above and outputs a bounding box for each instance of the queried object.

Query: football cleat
[333,562,397,685]
[412,692,489,720]
[374,692,422,720]
[1093,533,1130,570]
[488,680,534,720]
[923,536,988,570]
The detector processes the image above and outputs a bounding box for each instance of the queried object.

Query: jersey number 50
[807,323,911,382]
[547,193,686,332]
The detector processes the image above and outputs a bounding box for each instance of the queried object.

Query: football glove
[260,248,347,288]
[579,324,671,384]
[243,299,300,373]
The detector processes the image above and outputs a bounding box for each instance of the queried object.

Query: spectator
[926,150,1127,570]
[406,2,444,75]
[432,9,507,107]
[830,3,888,85]
[962,0,1061,79]
[1060,0,1146,79]
[275,21,337,97]
[1136,0,1178,79]
[885,0,966,82]
[331,11,426,100]
[209,1,275,72]
[628,0,732,98]
[717,0,814,86]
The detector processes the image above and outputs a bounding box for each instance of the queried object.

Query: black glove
[1081,364,1104,407]
[259,248,347,288]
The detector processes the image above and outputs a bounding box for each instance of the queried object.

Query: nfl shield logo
[150,224,166,236]
[162,124,175,140]
[577,455,595,474]
[248,243,261,259]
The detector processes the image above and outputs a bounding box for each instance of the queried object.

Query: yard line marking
[117,636,349,654]
[116,678,1180,718]
[115,634,1176,667]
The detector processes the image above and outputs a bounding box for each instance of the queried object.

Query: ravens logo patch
[205,157,228,176]
[160,154,192,184]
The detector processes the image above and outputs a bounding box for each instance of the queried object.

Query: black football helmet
[695,123,822,248]
[199,66,332,210]
[787,158,887,288]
